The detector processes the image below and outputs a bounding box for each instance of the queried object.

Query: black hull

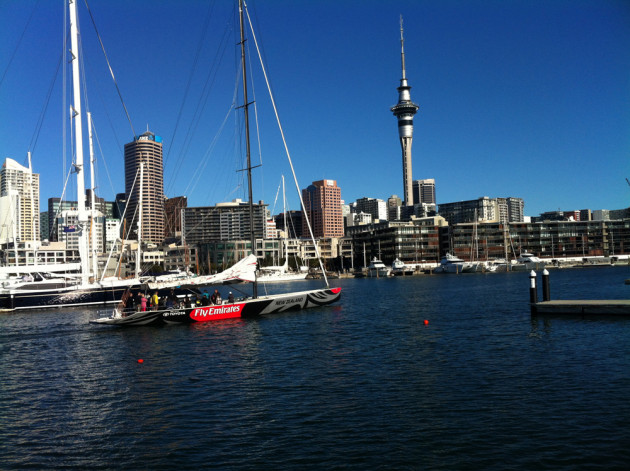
[0,284,198,312]
[91,287,342,326]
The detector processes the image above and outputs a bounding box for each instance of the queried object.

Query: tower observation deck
[390,16,419,207]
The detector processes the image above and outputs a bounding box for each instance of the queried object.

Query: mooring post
[542,269,550,302]
[529,270,538,314]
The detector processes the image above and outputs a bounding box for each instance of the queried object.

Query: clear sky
[1,0,629,218]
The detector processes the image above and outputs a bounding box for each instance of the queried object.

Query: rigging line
[178,57,241,198]
[165,20,233,196]
[244,4,329,287]
[0,0,42,89]
[164,0,216,168]
[182,101,235,198]
[245,32,266,207]
[28,48,64,158]
[49,170,74,241]
[92,122,118,207]
[82,0,136,139]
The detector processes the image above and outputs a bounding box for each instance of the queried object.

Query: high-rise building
[0,158,40,242]
[124,130,165,244]
[301,179,343,238]
[391,17,419,207]
[354,197,388,221]
[412,179,436,205]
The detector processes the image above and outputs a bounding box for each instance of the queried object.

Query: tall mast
[135,162,144,279]
[68,0,89,285]
[239,0,258,298]
[87,112,98,279]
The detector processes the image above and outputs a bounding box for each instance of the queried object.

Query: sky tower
[391,16,419,207]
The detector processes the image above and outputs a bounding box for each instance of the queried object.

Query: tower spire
[400,15,406,80]
[391,15,419,208]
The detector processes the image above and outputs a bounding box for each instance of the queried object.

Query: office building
[182,199,268,245]
[301,179,344,238]
[353,197,388,222]
[412,179,436,205]
[124,130,165,244]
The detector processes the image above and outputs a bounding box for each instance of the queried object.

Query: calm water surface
[1,267,629,470]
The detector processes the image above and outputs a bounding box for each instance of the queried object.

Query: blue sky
[1,0,629,218]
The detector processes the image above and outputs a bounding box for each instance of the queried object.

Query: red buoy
[138,359,144,363]
[424,320,429,325]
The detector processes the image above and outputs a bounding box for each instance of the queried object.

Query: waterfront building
[346,217,446,266]
[104,218,120,252]
[124,130,165,244]
[496,197,524,223]
[301,179,344,238]
[412,179,436,205]
[274,210,303,239]
[163,244,198,272]
[197,240,252,273]
[182,199,267,246]
[47,199,76,241]
[391,18,420,207]
[438,197,499,225]
[443,219,630,261]
[164,196,187,240]
[0,240,79,266]
[56,210,104,255]
[0,158,40,243]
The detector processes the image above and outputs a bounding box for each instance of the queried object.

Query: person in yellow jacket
[151,291,159,310]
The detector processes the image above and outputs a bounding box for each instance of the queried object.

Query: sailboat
[0,1,199,311]
[258,176,308,283]
[91,0,341,326]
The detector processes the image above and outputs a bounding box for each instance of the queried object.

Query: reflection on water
[1,267,629,469]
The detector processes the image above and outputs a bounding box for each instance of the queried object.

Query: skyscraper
[412,179,436,205]
[0,157,40,242]
[301,179,343,238]
[391,16,419,207]
[124,130,165,244]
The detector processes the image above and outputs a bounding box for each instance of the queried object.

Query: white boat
[257,261,308,283]
[392,258,414,276]
[367,258,391,278]
[257,175,308,283]
[511,252,546,271]
[92,0,341,326]
[434,253,477,274]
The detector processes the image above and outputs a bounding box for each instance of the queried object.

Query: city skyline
[1,1,628,218]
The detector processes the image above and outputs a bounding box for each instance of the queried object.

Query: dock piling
[542,269,550,302]
[529,270,538,314]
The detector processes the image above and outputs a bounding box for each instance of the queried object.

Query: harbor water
[1,266,629,470]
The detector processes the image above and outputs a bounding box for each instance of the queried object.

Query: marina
[2,266,629,469]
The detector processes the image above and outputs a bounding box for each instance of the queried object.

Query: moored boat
[367,258,391,278]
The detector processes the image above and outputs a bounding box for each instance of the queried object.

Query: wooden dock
[532,299,630,316]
